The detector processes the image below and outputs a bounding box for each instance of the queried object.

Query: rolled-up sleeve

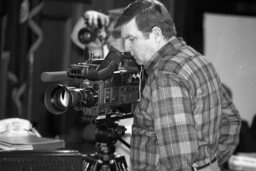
[218,85,241,164]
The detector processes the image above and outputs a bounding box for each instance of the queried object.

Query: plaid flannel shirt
[130,37,241,171]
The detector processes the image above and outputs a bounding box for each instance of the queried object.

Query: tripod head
[82,113,132,171]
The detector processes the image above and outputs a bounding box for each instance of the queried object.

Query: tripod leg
[118,162,128,171]
[83,155,103,171]
[109,157,128,171]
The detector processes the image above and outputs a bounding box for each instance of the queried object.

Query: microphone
[41,71,67,82]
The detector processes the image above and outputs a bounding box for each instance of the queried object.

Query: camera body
[44,52,140,117]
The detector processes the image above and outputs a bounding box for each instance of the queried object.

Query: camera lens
[78,27,98,44]
[56,88,70,108]
[44,84,71,114]
[44,84,98,115]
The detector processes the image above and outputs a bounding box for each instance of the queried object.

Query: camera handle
[116,136,130,149]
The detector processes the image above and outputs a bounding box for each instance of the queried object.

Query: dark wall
[174,0,256,53]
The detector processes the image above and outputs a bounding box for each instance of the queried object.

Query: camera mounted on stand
[42,32,141,171]
[41,15,141,170]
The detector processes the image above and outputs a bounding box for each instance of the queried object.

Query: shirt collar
[143,36,187,76]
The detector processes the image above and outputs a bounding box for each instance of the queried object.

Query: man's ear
[152,26,162,43]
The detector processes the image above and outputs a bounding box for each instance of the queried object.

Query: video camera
[42,47,139,170]
[42,47,141,118]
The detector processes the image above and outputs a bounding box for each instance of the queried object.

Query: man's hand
[84,10,110,28]
[71,10,110,49]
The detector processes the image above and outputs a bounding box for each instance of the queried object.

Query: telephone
[0,118,40,137]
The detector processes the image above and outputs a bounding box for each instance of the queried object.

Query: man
[115,0,241,170]
[70,10,125,58]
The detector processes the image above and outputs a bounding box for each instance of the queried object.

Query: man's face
[121,18,157,65]
[86,26,108,58]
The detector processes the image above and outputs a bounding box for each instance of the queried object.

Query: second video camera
[78,18,107,44]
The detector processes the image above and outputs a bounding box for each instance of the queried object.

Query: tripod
[82,114,132,171]
[83,142,127,171]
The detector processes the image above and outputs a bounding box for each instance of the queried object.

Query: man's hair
[114,0,176,39]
